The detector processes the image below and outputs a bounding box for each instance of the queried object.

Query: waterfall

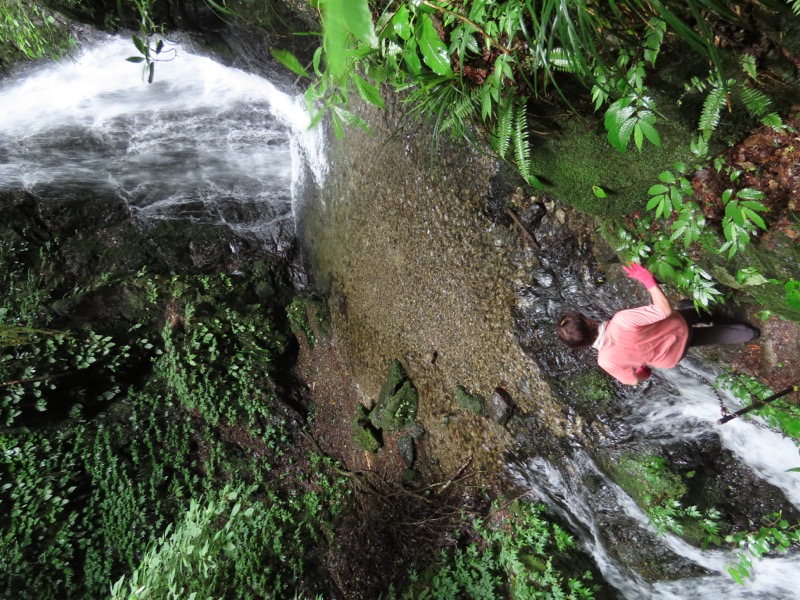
[511,359,800,599]
[0,35,327,238]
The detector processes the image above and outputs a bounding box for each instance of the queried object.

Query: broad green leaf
[391,5,412,41]
[270,48,309,78]
[722,189,733,204]
[741,200,768,212]
[736,188,765,200]
[634,123,644,151]
[646,195,664,211]
[638,119,661,147]
[659,171,676,184]
[670,187,683,210]
[403,37,422,75]
[416,16,452,76]
[743,209,767,230]
[616,117,636,152]
[648,184,669,195]
[592,186,607,198]
[351,74,385,108]
[338,0,377,47]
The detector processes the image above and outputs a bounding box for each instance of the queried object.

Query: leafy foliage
[0,0,74,61]
[267,0,797,196]
[392,501,598,599]
[156,274,287,436]
[725,513,800,584]
[716,371,800,440]
[109,483,340,599]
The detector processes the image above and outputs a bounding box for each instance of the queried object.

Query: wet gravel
[296,97,568,480]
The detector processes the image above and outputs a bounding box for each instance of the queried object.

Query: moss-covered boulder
[351,404,382,452]
[455,385,485,415]
[369,359,418,431]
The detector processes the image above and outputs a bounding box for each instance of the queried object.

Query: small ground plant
[390,500,598,599]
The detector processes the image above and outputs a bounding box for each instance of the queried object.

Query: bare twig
[506,208,541,249]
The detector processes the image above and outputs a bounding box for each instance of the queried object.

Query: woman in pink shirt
[555,264,760,385]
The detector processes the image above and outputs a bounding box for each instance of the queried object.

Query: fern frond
[547,48,578,73]
[790,0,800,16]
[492,96,514,159]
[740,54,758,80]
[440,88,480,136]
[738,85,772,118]
[699,84,727,138]
[761,112,784,131]
[512,100,534,186]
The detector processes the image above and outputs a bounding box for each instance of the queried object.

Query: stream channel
[1,36,799,599]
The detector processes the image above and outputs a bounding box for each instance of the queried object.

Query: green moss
[601,451,686,510]
[455,385,485,415]
[528,112,694,217]
[560,370,617,413]
[351,404,382,452]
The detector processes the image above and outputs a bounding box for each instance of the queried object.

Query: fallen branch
[506,208,540,249]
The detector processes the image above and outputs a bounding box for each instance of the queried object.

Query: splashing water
[0,35,327,237]
[511,360,800,599]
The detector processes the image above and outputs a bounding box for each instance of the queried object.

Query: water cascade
[0,35,327,238]
[512,361,800,599]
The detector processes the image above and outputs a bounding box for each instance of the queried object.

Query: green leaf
[416,16,452,76]
[722,189,733,204]
[340,0,377,47]
[743,209,767,230]
[648,184,669,195]
[638,119,661,147]
[270,48,309,78]
[126,56,145,63]
[659,171,676,184]
[592,186,607,198]
[403,37,422,75]
[634,123,644,151]
[736,188,765,201]
[647,195,665,211]
[391,4,412,41]
[351,74,385,108]
[132,34,146,55]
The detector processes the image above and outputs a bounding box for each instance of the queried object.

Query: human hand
[622,263,658,290]
[634,365,652,379]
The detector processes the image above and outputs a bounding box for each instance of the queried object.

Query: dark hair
[555,312,598,349]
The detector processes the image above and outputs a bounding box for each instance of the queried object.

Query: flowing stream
[0,35,327,239]
[511,360,800,598]
[2,34,798,600]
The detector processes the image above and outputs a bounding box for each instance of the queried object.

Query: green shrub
[156,296,286,437]
[110,484,340,599]
[393,501,597,599]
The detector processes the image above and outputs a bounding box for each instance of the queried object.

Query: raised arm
[622,263,673,318]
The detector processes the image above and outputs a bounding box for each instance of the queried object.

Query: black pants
[677,307,759,348]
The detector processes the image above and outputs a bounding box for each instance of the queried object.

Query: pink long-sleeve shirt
[596,305,689,385]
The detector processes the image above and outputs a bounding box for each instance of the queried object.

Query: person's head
[555,312,598,349]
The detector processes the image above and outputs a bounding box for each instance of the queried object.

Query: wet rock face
[666,435,800,527]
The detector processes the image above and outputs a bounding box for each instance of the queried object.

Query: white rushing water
[0,35,327,236]
[512,359,800,599]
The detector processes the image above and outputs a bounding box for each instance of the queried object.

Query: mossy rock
[369,359,418,431]
[287,294,331,346]
[598,449,686,510]
[351,404,382,452]
[455,385,485,416]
